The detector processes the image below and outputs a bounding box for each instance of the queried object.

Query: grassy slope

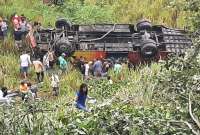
[0,1,197,134]
[0,0,188,28]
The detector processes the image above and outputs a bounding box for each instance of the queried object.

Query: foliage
[1,0,200,134]
[184,0,200,30]
[0,0,192,28]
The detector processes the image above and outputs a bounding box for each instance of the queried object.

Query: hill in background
[0,0,190,28]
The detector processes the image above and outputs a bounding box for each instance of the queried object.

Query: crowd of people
[12,13,37,49]
[76,56,125,80]
[0,13,39,51]
[0,42,127,110]
[0,47,126,111]
[0,13,127,112]
[18,48,70,99]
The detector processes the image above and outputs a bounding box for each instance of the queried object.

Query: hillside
[1,0,200,134]
[0,0,191,28]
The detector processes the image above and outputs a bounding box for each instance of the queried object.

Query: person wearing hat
[58,53,68,73]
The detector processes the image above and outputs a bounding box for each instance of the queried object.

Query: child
[75,83,89,112]
[51,73,59,96]
[107,76,113,84]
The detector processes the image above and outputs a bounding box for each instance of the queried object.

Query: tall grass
[0,0,189,27]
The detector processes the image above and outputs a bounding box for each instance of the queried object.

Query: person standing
[84,62,90,80]
[20,51,32,79]
[93,59,102,77]
[47,49,55,69]
[43,52,50,71]
[114,60,122,74]
[114,60,122,80]
[33,58,44,83]
[76,56,85,75]
[13,14,23,50]
[50,73,59,96]
[58,53,67,73]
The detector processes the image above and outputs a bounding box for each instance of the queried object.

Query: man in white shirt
[50,73,59,96]
[43,52,49,71]
[20,52,32,79]
[84,62,90,80]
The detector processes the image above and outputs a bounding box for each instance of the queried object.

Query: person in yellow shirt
[20,81,28,101]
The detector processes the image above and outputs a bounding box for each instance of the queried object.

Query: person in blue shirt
[93,59,102,77]
[75,83,89,111]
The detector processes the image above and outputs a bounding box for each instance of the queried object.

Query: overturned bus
[34,19,193,64]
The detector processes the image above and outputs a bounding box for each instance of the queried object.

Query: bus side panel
[128,51,169,64]
[73,51,106,61]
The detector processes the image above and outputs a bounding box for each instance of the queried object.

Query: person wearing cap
[58,53,68,73]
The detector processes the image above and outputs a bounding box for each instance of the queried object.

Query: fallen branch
[189,92,200,129]
[169,120,199,135]
[136,117,199,135]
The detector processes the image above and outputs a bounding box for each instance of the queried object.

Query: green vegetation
[1,44,200,134]
[0,0,192,28]
[0,0,200,134]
